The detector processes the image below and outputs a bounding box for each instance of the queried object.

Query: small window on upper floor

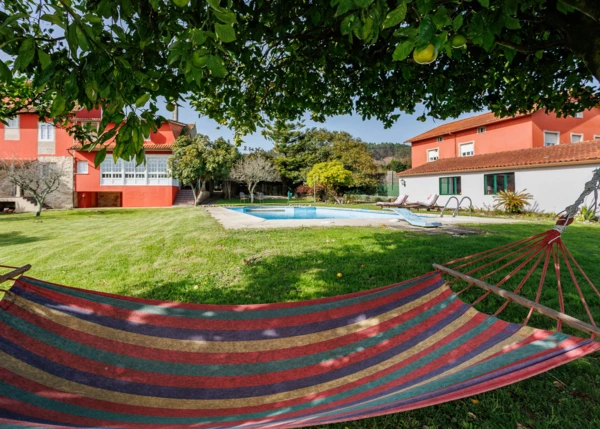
[571,133,584,143]
[460,142,474,157]
[594,135,600,140]
[38,123,55,141]
[477,126,486,134]
[544,131,559,146]
[574,111,584,118]
[77,161,89,174]
[4,115,20,140]
[427,148,439,162]
[436,136,443,142]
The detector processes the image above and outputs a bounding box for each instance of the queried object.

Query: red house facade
[0,108,195,211]
[407,108,600,168]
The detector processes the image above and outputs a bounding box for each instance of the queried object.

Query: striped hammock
[1,272,598,428]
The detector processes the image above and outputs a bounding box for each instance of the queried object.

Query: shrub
[296,184,323,197]
[576,205,598,222]
[493,190,533,214]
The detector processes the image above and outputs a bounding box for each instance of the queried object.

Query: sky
[161,100,479,152]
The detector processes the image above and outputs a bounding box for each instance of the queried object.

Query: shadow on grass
[0,231,44,247]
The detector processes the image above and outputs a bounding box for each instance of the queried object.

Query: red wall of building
[532,109,600,147]
[74,151,178,208]
[411,116,534,167]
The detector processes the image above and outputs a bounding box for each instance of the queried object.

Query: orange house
[407,108,600,168]
[0,107,196,211]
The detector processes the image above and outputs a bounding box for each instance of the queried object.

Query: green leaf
[214,23,236,43]
[382,3,407,29]
[206,55,228,77]
[207,0,221,10]
[504,16,521,30]
[85,81,98,102]
[432,7,452,29]
[40,13,65,29]
[340,14,355,35]
[452,14,464,32]
[535,50,543,59]
[0,60,11,82]
[416,16,435,48]
[503,47,516,62]
[75,25,90,52]
[213,9,237,24]
[477,0,489,8]
[94,148,107,168]
[135,93,151,108]
[50,94,66,117]
[482,32,495,51]
[355,0,374,8]
[336,0,355,16]
[15,38,35,71]
[392,39,415,61]
[37,49,52,70]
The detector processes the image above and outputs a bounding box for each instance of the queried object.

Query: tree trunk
[35,199,43,217]
[191,184,199,207]
[249,182,257,203]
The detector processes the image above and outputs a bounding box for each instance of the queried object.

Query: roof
[168,121,196,138]
[405,112,529,143]
[398,140,600,177]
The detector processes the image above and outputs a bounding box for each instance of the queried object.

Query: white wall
[400,164,600,214]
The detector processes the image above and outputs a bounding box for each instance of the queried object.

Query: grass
[0,207,599,428]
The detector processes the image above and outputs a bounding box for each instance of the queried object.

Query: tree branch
[559,0,600,22]
[496,39,566,53]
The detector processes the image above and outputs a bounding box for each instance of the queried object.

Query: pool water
[227,206,399,220]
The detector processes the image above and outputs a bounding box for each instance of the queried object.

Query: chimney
[172,104,179,122]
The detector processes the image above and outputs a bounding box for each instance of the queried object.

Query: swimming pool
[226,206,399,220]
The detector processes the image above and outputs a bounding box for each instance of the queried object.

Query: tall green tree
[168,134,238,205]
[1,0,598,162]
[306,161,354,202]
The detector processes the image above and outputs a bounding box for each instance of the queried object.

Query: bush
[493,189,533,214]
[576,205,598,222]
[295,184,323,197]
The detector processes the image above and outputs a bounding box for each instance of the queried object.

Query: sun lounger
[391,208,442,228]
[404,194,441,211]
[240,192,249,203]
[376,194,409,208]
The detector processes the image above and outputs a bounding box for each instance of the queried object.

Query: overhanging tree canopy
[1,0,599,162]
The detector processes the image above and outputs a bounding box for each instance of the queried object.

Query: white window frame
[477,126,486,134]
[100,155,172,186]
[543,130,560,147]
[436,136,443,142]
[594,135,600,140]
[574,111,584,119]
[76,161,89,174]
[570,133,584,143]
[459,141,475,157]
[427,148,439,163]
[4,115,20,140]
[38,122,55,141]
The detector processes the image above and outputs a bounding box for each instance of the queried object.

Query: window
[427,148,439,162]
[477,126,486,134]
[460,142,474,157]
[594,135,600,140]
[100,155,170,185]
[574,111,584,118]
[38,122,56,154]
[4,115,19,140]
[484,173,515,195]
[39,163,56,176]
[571,133,584,143]
[436,136,443,142]
[439,177,462,195]
[544,131,559,146]
[76,161,88,174]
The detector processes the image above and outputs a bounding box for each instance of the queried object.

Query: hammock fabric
[0,273,598,429]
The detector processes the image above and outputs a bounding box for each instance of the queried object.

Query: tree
[385,159,410,173]
[0,159,67,216]
[229,155,281,202]
[306,161,354,202]
[1,0,599,161]
[168,135,238,205]
[330,133,379,190]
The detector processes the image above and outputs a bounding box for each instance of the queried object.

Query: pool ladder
[440,196,473,218]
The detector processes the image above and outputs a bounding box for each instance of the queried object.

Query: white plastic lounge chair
[405,194,440,211]
[376,195,409,208]
[256,192,264,203]
[240,192,249,203]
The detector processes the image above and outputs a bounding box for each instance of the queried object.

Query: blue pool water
[227,206,399,220]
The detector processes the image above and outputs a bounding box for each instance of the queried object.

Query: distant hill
[365,142,411,161]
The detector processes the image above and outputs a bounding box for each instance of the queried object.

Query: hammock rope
[0,172,598,428]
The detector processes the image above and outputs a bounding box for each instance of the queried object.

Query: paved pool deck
[206,206,524,231]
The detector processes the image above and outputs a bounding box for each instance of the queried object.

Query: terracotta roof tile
[70,141,174,152]
[398,140,600,177]
[406,112,529,143]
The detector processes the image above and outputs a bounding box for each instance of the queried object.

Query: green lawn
[1,208,599,428]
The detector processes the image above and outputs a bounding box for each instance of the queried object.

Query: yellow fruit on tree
[191,51,207,68]
[337,273,343,278]
[451,34,467,48]
[413,44,438,64]
[166,102,176,112]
